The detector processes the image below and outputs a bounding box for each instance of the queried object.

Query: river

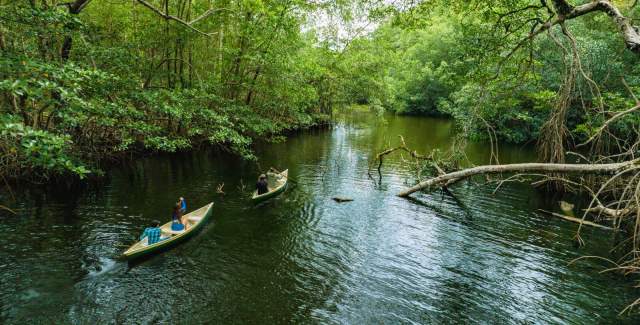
[1,111,638,324]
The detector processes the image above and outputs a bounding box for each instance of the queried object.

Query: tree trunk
[61,0,92,61]
[0,28,5,52]
[218,25,224,83]
[397,160,640,197]
[245,66,261,105]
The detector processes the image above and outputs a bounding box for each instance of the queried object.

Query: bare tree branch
[581,103,640,146]
[189,7,235,25]
[539,209,615,230]
[135,0,219,36]
[495,4,546,26]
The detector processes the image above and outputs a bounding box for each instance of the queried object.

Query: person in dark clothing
[256,174,269,195]
[171,203,185,231]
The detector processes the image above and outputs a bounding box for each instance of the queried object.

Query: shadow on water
[405,194,474,223]
[1,111,640,324]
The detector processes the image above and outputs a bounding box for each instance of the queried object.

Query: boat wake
[87,257,117,277]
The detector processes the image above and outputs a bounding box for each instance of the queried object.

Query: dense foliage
[1,0,639,179]
[336,2,640,144]
[0,0,337,180]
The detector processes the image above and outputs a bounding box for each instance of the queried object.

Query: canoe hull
[252,182,287,203]
[122,203,213,260]
[251,169,288,203]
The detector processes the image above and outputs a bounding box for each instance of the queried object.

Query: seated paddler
[140,221,163,245]
[256,174,269,195]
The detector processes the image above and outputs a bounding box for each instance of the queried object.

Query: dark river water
[1,111,639,324]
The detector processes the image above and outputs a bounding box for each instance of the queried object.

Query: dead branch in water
[370,135,460,186]
[370,135,433,173]
[538,209,614,230]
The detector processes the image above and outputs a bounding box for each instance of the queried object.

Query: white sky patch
[304,9,378,48]
[302,0,414,50]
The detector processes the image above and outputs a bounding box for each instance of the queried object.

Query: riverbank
[0,2,338,186]
[0,70,332,185]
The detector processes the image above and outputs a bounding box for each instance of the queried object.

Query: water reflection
[0,111,638,324]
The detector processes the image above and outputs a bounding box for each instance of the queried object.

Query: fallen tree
[371,0,640,314]
[397,159,640,197]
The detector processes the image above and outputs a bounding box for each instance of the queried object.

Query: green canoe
[251,169,288,203]
[122,202,213,260]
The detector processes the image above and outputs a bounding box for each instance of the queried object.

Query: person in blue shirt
[179,197,187,214]
[140,221,163,245]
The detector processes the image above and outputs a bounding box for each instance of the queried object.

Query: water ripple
[1,114,639,324]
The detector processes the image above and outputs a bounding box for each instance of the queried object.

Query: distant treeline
[337,5,640,144]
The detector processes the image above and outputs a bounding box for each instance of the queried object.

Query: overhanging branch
[508,0,640,56]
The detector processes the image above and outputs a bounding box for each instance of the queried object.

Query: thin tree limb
[135,0,218,36]
[581,103,640,146]
[539,209,615,230]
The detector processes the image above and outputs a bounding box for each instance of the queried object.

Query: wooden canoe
[122,202,213,260]
[251,169,288,203]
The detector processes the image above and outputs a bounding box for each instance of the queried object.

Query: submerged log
[538,210,614,230]
[0,205,15,214]
[397,159,640,197]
